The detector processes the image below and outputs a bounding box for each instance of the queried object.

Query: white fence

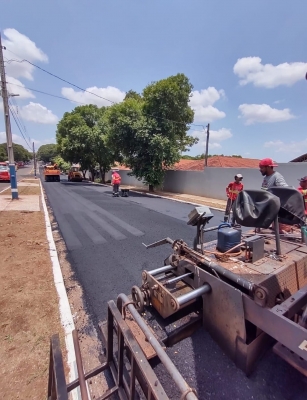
[107,163,307,201]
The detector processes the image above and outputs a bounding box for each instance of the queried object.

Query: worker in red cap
[259,158,288,190]
[298,176,307,216]
[224,174,244,223]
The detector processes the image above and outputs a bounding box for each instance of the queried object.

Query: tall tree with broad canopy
[36,143,58,163]
[56,104,116,181]
[107,73,198,191]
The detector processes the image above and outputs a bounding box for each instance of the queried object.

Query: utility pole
[0,33,18,199]
[204,123,210,167]
[33,142,37,178]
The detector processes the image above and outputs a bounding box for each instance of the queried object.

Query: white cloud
[209,142,222,149]
[264,139,307,154]
[238,103,295,125]
[3,28,48,81]
[6,76,35,99]
[18,102,58,124]
[190,87,226,123]
[0,131,30,148]
[191,127,232,151]
[233,57,307,88]
[0,131,55,150]
[61,86,125,107]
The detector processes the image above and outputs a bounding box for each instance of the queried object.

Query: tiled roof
[171,156,260,170]
[112,156,260,172]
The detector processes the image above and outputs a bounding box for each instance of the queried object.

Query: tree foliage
[0,143,32,162]
[107,73,197,190]
[52,155,71,172]
[36,143,58,163]
[56,104,117,182]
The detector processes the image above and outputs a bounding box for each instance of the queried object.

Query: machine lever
[142,237,174,249]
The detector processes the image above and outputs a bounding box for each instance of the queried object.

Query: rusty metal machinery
[131,189,307,377]
[48,188,307,398]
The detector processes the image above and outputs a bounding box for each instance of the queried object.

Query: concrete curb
[39,180,82,400]
[88,181,225,212]
[0,185,10,193]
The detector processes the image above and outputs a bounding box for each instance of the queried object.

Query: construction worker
[259,158,288,189]
[224,174,243,223]
[258,158,288,233]
[297,176,307,217]
[111,170,121,197]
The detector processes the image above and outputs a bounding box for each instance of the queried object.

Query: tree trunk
[82,170,87,179]
[149,184,154,192]
[99,165,105,183]
[90,169,95,182]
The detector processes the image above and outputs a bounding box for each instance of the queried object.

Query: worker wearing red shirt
[224,174,244,223]
[297,176,307,216]
[111,170,121,197]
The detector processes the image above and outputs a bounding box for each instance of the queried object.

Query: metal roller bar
[164,272,193,286]
[149,265,176,277]
[177,284,211,306]
[117,294,198,400]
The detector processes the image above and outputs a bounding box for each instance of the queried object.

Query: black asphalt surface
[42,177,307,400]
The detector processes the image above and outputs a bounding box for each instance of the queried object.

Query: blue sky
[1,0,306,161]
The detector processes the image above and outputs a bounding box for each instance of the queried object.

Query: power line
[5,48,206,128]
[8,100,32,151]
[7,81,89,105]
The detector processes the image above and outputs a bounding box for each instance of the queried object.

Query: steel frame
[47,299,198,400]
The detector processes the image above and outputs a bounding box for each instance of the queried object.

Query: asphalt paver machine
[48,187,307,400]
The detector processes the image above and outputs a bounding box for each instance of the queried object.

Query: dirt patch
[0,211,66,399]
[0,185,41,196]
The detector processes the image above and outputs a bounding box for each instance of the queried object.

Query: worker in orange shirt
[224,174,244,223]
[111,170,121,197]
[297,176,307,217]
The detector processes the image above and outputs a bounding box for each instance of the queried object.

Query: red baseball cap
[259,158,278,167]
[299,176,307,182]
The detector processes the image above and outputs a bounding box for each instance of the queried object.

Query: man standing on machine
[259,158,288,189]
[111,170,121,197]
[224,174,244,223]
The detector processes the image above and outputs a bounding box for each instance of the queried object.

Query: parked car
[0,163,10,182]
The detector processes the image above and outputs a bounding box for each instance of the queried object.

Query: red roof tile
[113,156,260,172]
[171,156,260,170]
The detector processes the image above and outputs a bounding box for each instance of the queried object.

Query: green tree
[36,144,58,163]
[52,155,70,173]
[124,90,142,101]
[56,104,116,181]
[107,73,197,191]
[0,143,32,162]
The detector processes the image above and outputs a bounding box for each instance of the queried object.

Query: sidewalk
[0,177,67,399]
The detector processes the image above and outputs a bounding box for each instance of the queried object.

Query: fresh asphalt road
[0,164,34,192]
[42,177,307,400]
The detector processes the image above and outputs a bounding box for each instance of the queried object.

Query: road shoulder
[0,178,68,399]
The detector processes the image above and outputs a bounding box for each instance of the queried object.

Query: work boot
[224,215,228,223]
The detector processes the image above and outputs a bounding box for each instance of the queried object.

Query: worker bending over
[224,174,243,223]
[111,170,121,197]
[298,176,307,218]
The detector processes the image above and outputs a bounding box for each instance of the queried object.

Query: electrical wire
[8,101,32,151]
[5,48,207,129]
[7,81,89,105]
